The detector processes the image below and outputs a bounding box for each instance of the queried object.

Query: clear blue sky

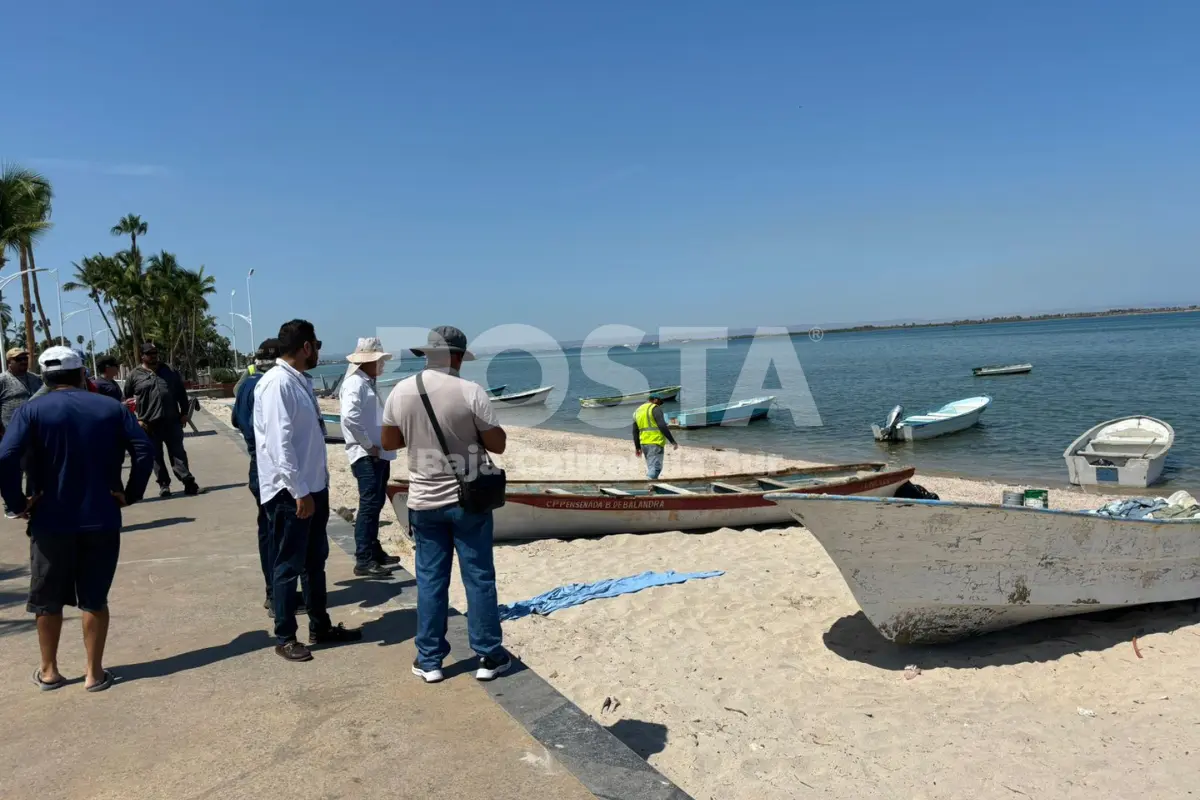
[4,1,1198,352]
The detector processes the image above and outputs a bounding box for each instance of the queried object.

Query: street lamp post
[229,289,239,369]
[64,301,99,376]
[246,268,255,350]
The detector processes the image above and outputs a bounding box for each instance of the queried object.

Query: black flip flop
[31,669,66,692]
[85,670,116,693]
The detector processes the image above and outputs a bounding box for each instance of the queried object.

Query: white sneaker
[475,654,512,681]
[411,660,444,684]
[4,511,19,520]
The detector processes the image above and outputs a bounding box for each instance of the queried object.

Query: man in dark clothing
[1,347,42,518]
[123,342,199,497]
[0,346,154,692]
[93,356,124,403]
[232,338,307,617]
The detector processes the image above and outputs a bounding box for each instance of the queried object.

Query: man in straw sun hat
[381,326,513,684]
[339,337,400,577]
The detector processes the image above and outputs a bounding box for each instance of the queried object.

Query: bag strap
[416,371,463,482]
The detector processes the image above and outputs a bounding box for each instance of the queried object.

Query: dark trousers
[145,419,195,489]
[351,456,391,566]
[248,458,271,596]
[265,488,332,643]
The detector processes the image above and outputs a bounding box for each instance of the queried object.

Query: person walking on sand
[381,326,512,684]
[233,338,307,618]
[0,347,42,519]
[0,346,154,692]
[339,337,400,577]
[254,320,361,662]
[123,342,200,497]
[633,393,677,480]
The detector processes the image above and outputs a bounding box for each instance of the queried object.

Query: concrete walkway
[0,415,596,800]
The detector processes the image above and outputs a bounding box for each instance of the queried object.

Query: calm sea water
[312,312,1200,487]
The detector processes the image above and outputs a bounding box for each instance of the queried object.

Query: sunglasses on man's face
[145,351,158,357]
[14,356,29,362]
[310,340,322,351]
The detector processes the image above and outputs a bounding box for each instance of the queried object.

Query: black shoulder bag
[416,372,506,513]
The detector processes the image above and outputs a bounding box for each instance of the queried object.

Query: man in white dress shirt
[339,337,399,577]
[254,319,361,662]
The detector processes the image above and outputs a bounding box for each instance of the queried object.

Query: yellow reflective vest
[634,401,667,447]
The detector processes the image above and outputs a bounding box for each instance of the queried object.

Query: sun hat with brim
[411,326,475,361]
[39,346,84,374]
[6,347,28,360]
[346,337,393,364]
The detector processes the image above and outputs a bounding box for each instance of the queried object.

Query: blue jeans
[408,503,504,669]
[642,444,665,479]
[351,456,391,566]
[265,488,333,643]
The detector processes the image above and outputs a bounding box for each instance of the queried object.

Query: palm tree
[22,177,55,344]
[0,163,52,357]
[64,254,121,344]
[111,214,147,259]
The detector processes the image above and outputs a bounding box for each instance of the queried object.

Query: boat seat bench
[651,483,695,494]
[599,487,633,496]
[756,478,794,490]
[710,482,750,493]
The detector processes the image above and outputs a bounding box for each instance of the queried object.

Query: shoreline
[195,396,1197,800]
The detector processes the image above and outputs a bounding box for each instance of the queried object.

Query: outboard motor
[881,404,904,442]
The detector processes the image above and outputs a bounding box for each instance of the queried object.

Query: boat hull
[872,408,986,441]
[666,397,775,429]
[973,364,1032,376]
[491,386,553,406]
[580,386,682,408]
[767,494,1200,643]
[388,465,914,541]
[1064,415,1174,488]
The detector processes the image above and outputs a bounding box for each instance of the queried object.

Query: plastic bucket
[1023,489,1049,509]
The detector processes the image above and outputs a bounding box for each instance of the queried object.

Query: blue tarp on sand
[498,570,724,622]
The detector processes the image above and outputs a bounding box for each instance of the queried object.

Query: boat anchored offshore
[972,363,1032,376]
[872,396,990,442]
[579,385,681,408]
[664,396,775,429]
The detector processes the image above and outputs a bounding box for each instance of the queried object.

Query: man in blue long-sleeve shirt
[0,347,154,692]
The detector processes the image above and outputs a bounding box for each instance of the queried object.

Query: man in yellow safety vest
[632,394,677,479]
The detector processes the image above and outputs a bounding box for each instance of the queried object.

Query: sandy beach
[197,396,1199,799]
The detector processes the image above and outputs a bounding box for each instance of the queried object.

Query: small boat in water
[491,386,554,406]
[387,463,915,541]
[579,385,681,408]
[766,494,1200,643]
[1064,415,1174,488]
[972,363,1032,376]
[872,396,990,442]
[665,396,775,429]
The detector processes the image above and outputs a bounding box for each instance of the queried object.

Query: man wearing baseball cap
[0,346,154,692]
[123,342,200,497]
[381,326,512,683]
[0,347,42,518]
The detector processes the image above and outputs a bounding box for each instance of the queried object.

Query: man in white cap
[339,337,399,577]
[0,346,154,692]
[0,346,42,518]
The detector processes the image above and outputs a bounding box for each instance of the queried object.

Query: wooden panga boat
[664,396,775,428]
[579,385,682,408]
[387,463,915,541]
[765,494,1200,644]
[491,386,553,406]
[872,396,990,442]
[1064,415,1174,488]
[972,363,1032,376]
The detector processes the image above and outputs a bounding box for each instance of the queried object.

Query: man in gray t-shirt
[1,347,42,518]
[381,326,511,685]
